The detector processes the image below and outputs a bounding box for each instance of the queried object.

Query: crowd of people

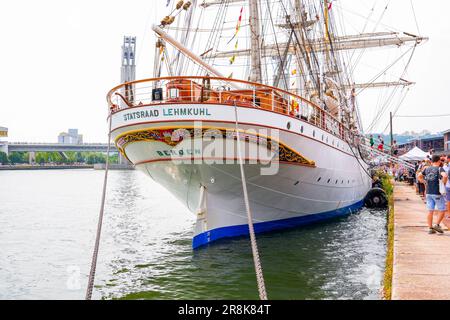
[416,155,450,234]
[384,155,450,234]
[368,135,450,234]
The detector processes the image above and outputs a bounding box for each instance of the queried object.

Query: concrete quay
[392,182,450,300]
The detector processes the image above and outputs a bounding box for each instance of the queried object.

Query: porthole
[300,126,304,133]
[317,177,322,182]
[287,122,291,130]
[327,179,331,183]
[313,130,315,137]
[322,134,324,141]
[335,180,338,184]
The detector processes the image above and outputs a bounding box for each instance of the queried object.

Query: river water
[0,169,387,300]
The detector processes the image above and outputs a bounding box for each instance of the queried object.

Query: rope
[233,102,268,300]
[85,114,113,300]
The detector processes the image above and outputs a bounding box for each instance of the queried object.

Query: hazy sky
[1,0,449,142]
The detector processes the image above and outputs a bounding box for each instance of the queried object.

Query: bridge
[5,142,117,153]
[0,141,128,164]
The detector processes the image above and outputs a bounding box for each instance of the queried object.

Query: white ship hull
[110,102,372,248]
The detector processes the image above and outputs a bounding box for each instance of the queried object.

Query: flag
[327,0,333,10]
[227,7,244,45]
[236,7,243,33]
[230,40,238,64]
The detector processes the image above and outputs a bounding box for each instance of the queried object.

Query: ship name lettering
[163,107,211,117]
[156,149,201,157]
[123,110,159,121]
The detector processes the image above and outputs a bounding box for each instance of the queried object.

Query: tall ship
[107,0,426,248]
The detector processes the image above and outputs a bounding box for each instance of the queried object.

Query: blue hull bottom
[192,200,365,249]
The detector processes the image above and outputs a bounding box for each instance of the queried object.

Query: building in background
[0,126,7,138]
[443,129,450,152]
[58,129,83,144]
[398,132,446,155]
[0,127,8,154]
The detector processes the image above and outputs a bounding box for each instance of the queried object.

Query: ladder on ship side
[359,138,415,170]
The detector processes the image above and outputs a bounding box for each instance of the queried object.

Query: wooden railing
[107,76,355,143]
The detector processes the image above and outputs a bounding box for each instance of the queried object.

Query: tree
[0,152,9,164]
[86,153,106,164]
[76,152,85,163]
[8,152,28,164]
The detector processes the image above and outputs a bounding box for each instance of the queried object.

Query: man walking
[418,155,448,234]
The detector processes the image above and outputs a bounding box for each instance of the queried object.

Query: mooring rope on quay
[85,115,113,300]
[233,102,268,300]
[84,106,268,300]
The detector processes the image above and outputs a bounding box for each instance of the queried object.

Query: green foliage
[373,169,394,300]
[86,153,106,164]
[31,151,116,165]
[383,186,395,300]
[0,151,9,164]
[8,152,28,164]
[35,152,64,164]
[373,170,394,197]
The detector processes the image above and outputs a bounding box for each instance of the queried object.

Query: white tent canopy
[399,146,431,161]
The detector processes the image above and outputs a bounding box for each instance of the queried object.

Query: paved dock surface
[392,182,450,300]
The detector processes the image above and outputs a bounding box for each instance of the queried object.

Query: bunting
[327,0,333,10]
[229,7,244,65]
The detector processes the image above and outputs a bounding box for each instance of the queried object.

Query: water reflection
[0,170,386,300]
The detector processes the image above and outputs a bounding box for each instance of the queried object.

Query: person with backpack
[418,155,448,234]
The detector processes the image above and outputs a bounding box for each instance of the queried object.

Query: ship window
[326,137,329,143]
[348,180,350,184]
[327,178,331,183]
[317,177,322,182]
[335,180,338,184]
[294,181,299,186]
[313,130,315,137]
[300,126,304,133]
[322,134,324,141]
[287,122,291,130]
[169,88,179,99]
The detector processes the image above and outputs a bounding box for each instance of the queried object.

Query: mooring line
[85,115,113,300]
[233,103,268,300]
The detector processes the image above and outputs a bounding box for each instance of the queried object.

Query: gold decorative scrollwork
[115,128,315,166]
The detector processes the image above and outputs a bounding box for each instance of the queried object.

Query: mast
[249,0,262,83]
[324,0,330,43]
